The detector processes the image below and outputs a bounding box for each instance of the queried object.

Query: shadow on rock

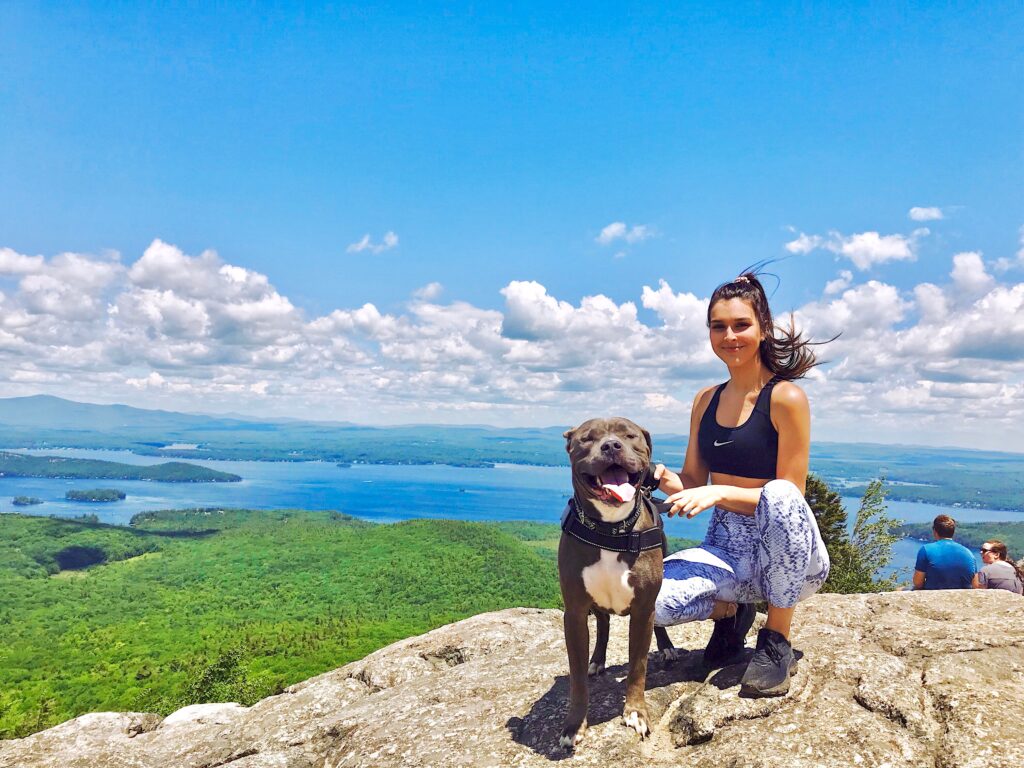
[507,649,708,760]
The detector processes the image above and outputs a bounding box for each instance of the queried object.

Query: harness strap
[562,494,666,554]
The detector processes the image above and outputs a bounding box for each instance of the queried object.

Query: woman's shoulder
[693,383,723,408]
[770,379,809,410]
[769,380,810,429]
[690,384,721,421]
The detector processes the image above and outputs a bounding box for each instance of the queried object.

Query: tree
[805,475,903,594]
[804,474,847,551]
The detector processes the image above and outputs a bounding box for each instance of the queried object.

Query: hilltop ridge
[3,590,1022,768]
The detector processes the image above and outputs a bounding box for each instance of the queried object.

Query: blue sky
[1,2,1022,448]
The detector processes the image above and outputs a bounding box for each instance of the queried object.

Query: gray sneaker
[739,628,796,697]
[703,603,756,668]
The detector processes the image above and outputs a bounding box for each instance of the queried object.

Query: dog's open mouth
[583,464,640,504]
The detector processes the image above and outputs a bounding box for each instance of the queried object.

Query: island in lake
[66,488,127,503]
[12,496,43,506]
[0,452,241,483]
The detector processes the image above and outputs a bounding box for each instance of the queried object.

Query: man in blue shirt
[913,514,977,590]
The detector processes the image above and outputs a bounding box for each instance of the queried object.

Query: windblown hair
[706,271,821,380]
[984,540,1024,584]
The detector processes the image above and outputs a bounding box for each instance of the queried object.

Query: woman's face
[980,542,999,564]
[709,297,763,368]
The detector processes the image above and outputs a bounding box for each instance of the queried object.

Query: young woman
[652,272,830,697]
[973,540,1024,595]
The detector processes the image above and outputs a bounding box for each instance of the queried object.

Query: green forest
[0,473,956,741]
[0,452,240,482]
[0,509,703,739]
[66,489,127,502]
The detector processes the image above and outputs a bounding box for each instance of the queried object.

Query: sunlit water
[4,448,1015,584]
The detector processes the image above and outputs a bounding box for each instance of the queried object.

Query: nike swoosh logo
[713,440,734,447]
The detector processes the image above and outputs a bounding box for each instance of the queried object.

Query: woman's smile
[709,298,762,367]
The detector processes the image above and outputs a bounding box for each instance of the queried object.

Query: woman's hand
[664,485,724,518]
[653,464,683,495]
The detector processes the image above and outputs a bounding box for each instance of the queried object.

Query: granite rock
[2,591,1023,768]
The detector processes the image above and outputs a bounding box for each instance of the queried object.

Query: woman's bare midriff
[710,472,768,490]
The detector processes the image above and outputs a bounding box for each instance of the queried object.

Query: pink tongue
[600,466,634,503]
[603,483,636,503]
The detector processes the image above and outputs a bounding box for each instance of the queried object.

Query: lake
[4,448,1017,582]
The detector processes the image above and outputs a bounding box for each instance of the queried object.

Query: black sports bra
[697,378,779,480]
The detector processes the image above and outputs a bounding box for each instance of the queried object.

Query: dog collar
[570,493,644,535]
[562,495,665,554]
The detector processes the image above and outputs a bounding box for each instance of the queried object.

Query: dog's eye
[579,435,594,444]
[625,433,637,440]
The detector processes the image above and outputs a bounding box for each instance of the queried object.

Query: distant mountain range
[0,395,336,432]
[0,395,560,436]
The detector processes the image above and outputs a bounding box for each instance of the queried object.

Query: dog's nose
[600,438,623,454]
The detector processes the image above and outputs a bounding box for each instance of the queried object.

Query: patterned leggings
[655,479,830,627]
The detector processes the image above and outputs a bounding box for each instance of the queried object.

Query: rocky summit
[2,591,1023,768]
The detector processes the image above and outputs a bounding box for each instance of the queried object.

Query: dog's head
[564,417,652,517]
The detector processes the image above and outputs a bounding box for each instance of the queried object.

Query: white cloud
[824,270,853,295]
[785,228,926,270]
[413,282,443,301]
[995,226,1024,272]
[908,206,944,222]
[0,237,1023,449]
[784,231,824,254]
[0,247,45,275]
[596,221,655,246]
[346,231,399,255]
[643,392,686,411]
[832,230,922,270]
[950,251,994,299]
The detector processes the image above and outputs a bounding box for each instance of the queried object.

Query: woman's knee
[760,478,803,505]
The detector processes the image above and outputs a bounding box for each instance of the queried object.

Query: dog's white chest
[582,550,634,614]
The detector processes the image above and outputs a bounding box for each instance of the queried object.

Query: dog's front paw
[622,708,650,740]
[559,719,587,751]
[587,661,605,676]
[660,647,684,664]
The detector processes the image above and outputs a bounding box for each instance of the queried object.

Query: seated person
[973,540,1024,595]
[913,514,976,590]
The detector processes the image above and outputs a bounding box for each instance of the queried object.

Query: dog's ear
[641,427,652,453]
[563,427,575,453]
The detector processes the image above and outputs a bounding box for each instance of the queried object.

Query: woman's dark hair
[706,271,821,380]
[984,540,1024,584]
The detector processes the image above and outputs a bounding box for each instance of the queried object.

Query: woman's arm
[770,381,810,495]
[655,387,713,495]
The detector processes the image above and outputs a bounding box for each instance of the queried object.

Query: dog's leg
[654,625,683,664]
[560,606,591,750]
[589,610,609,676]
[622,604,654,740]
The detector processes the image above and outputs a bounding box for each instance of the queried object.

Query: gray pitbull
[558,416,675,750]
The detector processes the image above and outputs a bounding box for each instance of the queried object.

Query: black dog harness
[561,466,670,555]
